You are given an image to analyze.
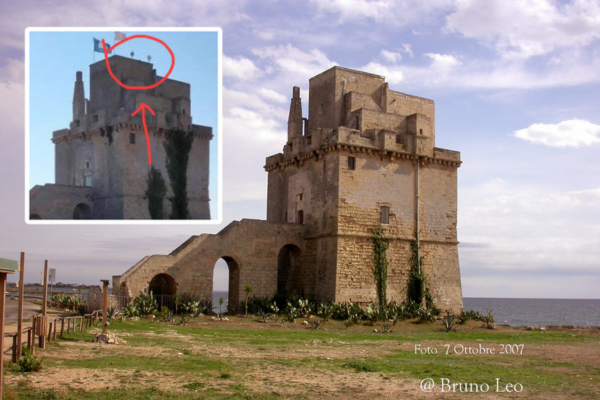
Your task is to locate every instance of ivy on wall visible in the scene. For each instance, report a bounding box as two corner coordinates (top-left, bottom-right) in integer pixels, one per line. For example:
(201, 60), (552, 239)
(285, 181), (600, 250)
(144, 166), (166, 219)
(407, 241), (439, 313)
(372, 226), (389, 307)
(164, 129), (194, 219)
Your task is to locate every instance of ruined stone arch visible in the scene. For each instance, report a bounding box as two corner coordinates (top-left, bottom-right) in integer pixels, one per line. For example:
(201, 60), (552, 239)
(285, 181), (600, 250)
(73, 203), (92, 219)
(277, 244), (304, 298)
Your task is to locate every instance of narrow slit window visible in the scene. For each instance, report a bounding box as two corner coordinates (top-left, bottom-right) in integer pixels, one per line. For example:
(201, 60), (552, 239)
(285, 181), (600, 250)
(348, 156), (356, 170)
(129, 133), (136, 144)
(380, 206), (390, 224)
(297, 210), (304, 225)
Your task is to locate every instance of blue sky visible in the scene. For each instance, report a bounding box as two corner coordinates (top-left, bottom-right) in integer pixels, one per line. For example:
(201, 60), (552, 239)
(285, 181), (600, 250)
(28, 29), (220, 219)
(1, 0), (599, 297)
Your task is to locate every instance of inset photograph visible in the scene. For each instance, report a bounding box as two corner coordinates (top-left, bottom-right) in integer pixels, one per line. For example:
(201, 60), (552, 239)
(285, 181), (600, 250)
(26, 28), (221, 223)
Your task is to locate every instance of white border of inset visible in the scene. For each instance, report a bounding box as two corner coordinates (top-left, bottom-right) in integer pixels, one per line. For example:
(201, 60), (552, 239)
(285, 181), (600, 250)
(25, 27), (223, 225)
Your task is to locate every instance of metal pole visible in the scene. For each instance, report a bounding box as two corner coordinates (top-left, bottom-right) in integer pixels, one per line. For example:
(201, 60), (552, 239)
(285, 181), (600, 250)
(16, 252), (25, 358)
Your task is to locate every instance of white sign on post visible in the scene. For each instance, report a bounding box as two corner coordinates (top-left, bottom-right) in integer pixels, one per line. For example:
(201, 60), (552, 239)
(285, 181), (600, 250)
(48, 268), (56, 283)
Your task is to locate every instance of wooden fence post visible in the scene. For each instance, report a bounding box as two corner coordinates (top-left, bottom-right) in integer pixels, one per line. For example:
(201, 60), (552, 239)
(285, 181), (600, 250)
(12, 335), (17, 363)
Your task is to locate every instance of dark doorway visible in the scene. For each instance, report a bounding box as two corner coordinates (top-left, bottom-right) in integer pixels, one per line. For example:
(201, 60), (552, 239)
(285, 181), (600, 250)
(149, 273), (177, 310)
(277, 244), (302, 298)
(73, 203), (92, 219)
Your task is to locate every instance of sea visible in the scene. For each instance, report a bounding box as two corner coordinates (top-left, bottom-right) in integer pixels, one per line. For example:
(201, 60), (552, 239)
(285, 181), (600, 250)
(463, 298), (600, 327)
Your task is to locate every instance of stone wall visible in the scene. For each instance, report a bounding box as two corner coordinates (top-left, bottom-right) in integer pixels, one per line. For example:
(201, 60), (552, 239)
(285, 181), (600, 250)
(113, 219), (305, 313)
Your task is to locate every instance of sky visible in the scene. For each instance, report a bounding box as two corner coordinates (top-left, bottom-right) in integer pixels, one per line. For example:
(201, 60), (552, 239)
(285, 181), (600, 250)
(27, 29), (220, 220)
(0, 0), (599, 298)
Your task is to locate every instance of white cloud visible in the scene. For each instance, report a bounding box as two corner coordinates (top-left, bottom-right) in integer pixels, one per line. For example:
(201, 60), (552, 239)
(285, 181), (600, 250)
(514, 119), (600, 147)
(446, 0), (600, 59)
(252, 44), (337, 82)
(380, 49), (402, 63)
(309, 0), (453, 24)
(254, 30), (275, 41)
(360, 62), (404, 84)
(424, 52), (462, 69)
(402, 43), (414, 58)
(223, 55), (262, 81)
(257, 88), (288, 104)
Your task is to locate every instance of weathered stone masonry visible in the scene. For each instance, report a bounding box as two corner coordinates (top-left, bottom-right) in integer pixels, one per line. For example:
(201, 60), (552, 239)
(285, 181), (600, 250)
(114, 66), (463, 313)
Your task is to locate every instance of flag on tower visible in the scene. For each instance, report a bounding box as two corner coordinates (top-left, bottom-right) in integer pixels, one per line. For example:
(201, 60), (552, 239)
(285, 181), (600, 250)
(93, 38), (112, 53)
(114, 31), (127, 41)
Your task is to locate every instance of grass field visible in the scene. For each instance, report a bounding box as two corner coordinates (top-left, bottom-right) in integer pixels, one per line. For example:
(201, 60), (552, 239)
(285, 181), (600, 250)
(4, 315), (599, 399)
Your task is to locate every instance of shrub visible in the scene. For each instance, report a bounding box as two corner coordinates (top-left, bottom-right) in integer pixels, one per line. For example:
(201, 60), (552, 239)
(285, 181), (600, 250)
(132, 291), (158, 316)
(106, 306), (119, 322)
(317, 303), (334, 322)
(123, 302), (139, 318)
(18, 348), (42, 372)
(443, 310), (456, 332)
(283, 302), (299, 322)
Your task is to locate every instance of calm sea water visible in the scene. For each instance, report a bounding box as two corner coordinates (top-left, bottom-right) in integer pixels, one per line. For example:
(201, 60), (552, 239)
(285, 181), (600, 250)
(463, 298), (600, 327)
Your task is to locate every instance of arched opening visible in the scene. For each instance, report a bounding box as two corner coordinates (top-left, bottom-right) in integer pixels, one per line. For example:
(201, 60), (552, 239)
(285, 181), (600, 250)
(73, 203), (92, 219)
(30, 214), (42, 220)
(277, 244), (303, 298)
(149, 273), (177, 310)
(213, 257), (240, 315)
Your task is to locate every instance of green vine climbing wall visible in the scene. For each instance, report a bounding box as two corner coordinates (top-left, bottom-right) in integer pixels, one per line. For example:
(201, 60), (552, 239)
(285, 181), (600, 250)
(372, 226), (389, 307)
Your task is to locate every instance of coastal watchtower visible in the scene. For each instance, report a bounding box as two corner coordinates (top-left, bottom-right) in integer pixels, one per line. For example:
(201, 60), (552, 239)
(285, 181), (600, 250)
(265, 67), (463, 310)
(30, 55), (212, 220)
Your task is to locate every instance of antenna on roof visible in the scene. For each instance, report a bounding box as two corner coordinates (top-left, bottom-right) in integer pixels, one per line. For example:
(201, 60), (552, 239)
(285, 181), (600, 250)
(130, 51), (135, 58)
(147, 55), (151, 62)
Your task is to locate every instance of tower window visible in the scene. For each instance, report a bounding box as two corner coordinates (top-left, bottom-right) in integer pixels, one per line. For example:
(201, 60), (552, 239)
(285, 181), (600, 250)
(348, 156), (356, 170)
(419, 128), (423, 135)
(86, 161), (90, 169)
(380, 206), (390, 224)
(129, 133), (136, 144)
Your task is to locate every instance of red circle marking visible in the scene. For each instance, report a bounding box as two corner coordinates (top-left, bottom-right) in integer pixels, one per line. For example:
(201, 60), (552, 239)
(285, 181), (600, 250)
(102, 35), (175, 90)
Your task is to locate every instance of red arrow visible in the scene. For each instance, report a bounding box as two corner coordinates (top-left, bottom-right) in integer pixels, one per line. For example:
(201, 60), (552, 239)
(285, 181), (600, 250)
(131, 102), (155, 165)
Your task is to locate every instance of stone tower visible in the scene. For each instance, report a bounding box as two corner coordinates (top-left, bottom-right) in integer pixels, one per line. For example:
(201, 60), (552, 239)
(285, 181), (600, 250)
(30, 55), (212, 220)
(265, 66), (463, 310)
(113, 66), (463, 315)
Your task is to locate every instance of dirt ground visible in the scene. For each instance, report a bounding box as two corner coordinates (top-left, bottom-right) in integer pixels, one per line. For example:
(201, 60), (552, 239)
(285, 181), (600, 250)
(3, 312), (599, 399)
